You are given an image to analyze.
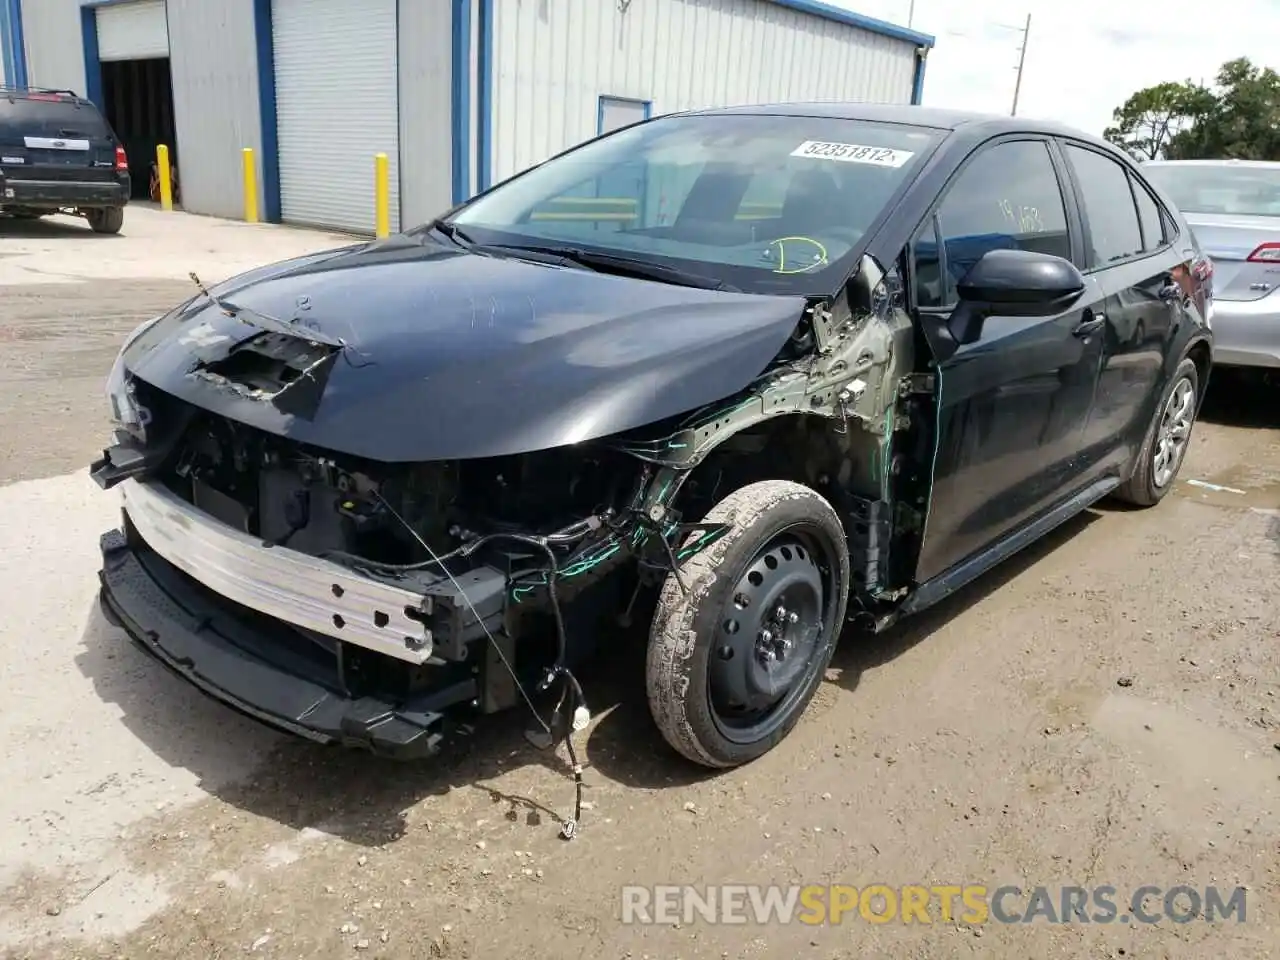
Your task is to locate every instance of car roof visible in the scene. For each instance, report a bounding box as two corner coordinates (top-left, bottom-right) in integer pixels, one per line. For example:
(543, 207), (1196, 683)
(678, 100), (1117, 149)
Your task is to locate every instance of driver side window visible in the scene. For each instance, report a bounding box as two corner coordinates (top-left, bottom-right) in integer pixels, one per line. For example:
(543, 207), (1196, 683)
(911, 139), (1072, 309)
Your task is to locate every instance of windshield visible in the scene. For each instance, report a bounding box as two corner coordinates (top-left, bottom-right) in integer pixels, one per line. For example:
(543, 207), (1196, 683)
(445, 112), (941, 294)
(1144, 163), (1280, 218)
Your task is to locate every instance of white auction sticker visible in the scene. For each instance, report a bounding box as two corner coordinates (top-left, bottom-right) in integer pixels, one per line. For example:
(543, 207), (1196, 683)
(790, 141), (914, 167)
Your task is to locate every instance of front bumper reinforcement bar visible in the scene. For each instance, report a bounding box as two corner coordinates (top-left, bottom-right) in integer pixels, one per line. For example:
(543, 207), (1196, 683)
(97, 528), (478, 759)
(119, 477), (435, 663)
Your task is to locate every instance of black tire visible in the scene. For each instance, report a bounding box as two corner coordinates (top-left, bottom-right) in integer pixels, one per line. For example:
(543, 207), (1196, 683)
(645, 480), (851, 768)
(1112, 356), (1200, 507)
(87, 207), (124, 235)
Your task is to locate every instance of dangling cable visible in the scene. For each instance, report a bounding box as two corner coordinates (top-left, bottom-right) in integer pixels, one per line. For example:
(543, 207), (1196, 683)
(373, 492), (589, 838)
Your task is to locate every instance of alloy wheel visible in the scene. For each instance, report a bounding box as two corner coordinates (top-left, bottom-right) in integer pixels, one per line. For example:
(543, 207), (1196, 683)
(1153, 376), (1196, 489)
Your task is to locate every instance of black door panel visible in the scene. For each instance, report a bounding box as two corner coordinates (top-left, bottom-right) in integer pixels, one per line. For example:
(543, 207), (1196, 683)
(911, 138), (1106, 583)
(919, 280), (1107, 578)
(1058, 142), (1182, 479)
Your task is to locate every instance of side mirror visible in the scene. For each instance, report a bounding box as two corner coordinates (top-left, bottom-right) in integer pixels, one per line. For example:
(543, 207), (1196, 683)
(949, 248), (1086, 346)
(957, 248), (1086, 313)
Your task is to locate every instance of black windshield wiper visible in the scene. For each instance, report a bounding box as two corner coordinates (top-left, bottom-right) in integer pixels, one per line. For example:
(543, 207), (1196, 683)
(484, 244), (739, 292)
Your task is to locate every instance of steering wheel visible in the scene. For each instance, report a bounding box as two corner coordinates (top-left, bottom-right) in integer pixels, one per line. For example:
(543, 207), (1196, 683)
(763, 236), (829, 274)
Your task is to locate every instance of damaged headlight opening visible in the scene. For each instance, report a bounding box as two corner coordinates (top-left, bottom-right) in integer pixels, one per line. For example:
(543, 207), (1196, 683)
(106, 316), (161, 438)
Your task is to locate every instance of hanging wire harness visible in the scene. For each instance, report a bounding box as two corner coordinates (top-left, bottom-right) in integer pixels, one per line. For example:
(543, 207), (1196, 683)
(372, 490), (601, 839)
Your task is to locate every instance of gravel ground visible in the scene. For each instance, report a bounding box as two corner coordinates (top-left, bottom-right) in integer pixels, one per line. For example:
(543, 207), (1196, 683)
(1, 210), (1277, 960)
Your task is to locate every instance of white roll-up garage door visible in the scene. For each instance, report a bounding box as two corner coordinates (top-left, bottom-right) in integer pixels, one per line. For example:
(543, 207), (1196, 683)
(96, 0), (170, 62)
(272, 0), (400, 234)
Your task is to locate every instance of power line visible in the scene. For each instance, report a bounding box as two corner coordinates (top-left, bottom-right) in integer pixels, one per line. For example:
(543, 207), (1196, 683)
(906, 5), (1033, 116)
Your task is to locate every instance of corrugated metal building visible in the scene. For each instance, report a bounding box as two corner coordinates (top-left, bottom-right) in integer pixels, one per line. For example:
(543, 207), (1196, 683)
(1, 0), (934, 235)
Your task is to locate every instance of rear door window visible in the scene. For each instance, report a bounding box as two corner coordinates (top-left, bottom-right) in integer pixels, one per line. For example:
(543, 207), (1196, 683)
(1063, 144), (1144, 268)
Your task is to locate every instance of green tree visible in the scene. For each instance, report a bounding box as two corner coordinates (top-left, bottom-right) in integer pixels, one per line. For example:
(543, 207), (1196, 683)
(1165, 58), (1280, 160)
(1107, 58), (1280, 161)
(1102, 81), (1215, 160)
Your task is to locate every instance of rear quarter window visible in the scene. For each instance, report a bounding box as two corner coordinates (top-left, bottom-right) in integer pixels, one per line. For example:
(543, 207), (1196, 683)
(1130, 174), (1168, 253)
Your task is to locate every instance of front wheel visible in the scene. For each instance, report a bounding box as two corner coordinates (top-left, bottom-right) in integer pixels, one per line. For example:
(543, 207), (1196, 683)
(87, 207), (124, 234)
(646, 480), (851, 768)
(1112, 356), (1201, 506)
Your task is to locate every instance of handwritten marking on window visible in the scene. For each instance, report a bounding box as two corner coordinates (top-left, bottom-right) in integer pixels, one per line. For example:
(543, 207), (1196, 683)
(998, 199), (1045, 233)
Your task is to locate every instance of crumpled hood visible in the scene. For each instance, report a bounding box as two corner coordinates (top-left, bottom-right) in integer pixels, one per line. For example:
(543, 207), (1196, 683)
(123, 238), (809, 461)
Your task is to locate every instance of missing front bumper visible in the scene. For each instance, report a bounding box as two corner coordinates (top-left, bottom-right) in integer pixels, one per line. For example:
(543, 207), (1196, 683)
(119, 477), (440, 663)
(97, 528), (479, 759)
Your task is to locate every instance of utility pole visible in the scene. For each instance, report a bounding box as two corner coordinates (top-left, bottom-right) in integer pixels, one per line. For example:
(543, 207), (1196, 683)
(907, 0), (915, 27)
(1010, 13), (1031, 115)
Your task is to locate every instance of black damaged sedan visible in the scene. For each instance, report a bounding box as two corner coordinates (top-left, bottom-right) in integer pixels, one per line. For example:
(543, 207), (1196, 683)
(93, 103), (1214, 776)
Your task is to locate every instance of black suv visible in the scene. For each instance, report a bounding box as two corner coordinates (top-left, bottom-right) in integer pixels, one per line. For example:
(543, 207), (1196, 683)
(1, 86), (129, 234)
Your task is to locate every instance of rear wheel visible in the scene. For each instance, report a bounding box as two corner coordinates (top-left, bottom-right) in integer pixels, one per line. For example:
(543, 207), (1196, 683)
(87, 207), (124, 235)
(1113, 356), (1200, 506)
(646, 480), (850, 768)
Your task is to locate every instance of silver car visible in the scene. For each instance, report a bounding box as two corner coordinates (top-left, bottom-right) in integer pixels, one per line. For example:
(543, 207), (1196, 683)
(1143, 158), (1280, 370)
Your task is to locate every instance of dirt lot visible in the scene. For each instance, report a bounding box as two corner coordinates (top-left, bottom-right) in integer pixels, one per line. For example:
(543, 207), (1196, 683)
(1, 210), (1278, 960)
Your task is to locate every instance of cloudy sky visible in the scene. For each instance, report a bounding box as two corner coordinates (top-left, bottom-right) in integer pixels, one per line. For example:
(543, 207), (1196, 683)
(837, 0), (1279, 135)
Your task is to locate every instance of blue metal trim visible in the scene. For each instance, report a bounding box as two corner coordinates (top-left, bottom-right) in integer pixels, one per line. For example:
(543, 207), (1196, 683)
(911, 51), (927, 105)
(0, 1), (13, 87)
(449, 0), (471, 204)
(596, 95), (653, 135)
(765, 0), (933, 48)
(80, 5), (102, 106)
(252, 0), (281, 222)
(476, 0), (492, 192)
(9, 0), (28, 87)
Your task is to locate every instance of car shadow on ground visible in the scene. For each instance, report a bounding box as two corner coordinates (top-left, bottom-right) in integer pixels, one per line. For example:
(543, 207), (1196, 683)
(1198, 368), (1279, 429)
(75, 600), (603, 847)
(1197, 372), (1280, 555)
(823, 510), (1100, 691)
(0, 216), (102, 239)
(75, 506), (1102, 848)
(1097, 370), (1280, 521)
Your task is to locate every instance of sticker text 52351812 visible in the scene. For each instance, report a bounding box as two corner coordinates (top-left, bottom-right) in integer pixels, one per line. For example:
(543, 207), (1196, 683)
(790, 141), (915, 167)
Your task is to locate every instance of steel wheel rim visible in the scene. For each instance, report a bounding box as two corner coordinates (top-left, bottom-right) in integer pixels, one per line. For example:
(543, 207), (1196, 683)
(707, 523), (840, 745)
(1153, 376), (1196, 489)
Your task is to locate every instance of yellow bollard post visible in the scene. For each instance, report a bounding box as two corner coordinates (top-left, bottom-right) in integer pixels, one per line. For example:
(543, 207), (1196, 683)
(156, 144), (173, 211)
(242, 147), (259, 224)
(374, 152), (390, 238)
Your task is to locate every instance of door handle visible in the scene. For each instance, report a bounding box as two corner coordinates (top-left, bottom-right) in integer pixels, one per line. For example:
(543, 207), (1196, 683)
(1073, 315), (1106, 338)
